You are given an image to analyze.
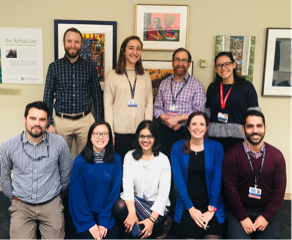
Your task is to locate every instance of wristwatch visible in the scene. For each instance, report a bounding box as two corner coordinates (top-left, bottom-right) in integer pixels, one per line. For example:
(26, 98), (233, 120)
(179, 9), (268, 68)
(207, 205), (217, 212)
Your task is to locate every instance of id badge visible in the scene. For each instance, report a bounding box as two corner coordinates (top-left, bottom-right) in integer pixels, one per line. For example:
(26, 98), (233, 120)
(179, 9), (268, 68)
(128, 100), (138, 107)
(248, 186), (262, 199)
(169, 105), (178, 116)
(217, 112), (228, 123)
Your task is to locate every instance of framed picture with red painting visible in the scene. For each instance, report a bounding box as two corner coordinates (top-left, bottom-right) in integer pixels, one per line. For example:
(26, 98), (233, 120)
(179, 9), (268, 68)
(136, 4), (188, 51)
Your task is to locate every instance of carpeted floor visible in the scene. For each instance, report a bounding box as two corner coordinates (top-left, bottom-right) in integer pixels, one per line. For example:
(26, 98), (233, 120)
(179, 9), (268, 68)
(0, 191), (291, 239)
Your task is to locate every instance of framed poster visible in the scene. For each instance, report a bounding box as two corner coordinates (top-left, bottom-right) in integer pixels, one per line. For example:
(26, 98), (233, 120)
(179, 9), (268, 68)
(262, 28), (291, 97)
(142, 60), (193, 101)
(136, 4), (188, 51)
(54, 19), (117, 83)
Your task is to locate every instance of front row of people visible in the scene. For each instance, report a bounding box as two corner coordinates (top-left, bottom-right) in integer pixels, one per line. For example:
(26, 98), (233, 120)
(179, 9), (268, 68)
(0, 101), (286, 239)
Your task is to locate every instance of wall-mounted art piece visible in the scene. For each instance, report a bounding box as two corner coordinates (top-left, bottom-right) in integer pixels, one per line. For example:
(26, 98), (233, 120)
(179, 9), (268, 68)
(215, 35), (256, 82)
(54, 20), (117, 82)
(142, 60), (193, 102)
(262, 28), (291, 97)
(136, 4), (188, 51)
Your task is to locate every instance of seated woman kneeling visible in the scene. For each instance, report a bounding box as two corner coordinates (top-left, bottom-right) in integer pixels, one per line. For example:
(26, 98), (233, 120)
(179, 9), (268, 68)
(114, 120), (171, 239)
(69, 121), (122, 239)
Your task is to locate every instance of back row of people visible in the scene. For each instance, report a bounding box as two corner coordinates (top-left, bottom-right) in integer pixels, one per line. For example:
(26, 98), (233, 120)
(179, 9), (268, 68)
(0, 101), (286, 239)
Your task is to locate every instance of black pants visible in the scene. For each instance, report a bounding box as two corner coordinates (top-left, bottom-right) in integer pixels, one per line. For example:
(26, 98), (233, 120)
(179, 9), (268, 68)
(159, 123), (188, 217)
(77, 222), (119, 239)
(228, 208), (281, 239)
(209, 137), (244, 153)
(114, 133), (135, 165)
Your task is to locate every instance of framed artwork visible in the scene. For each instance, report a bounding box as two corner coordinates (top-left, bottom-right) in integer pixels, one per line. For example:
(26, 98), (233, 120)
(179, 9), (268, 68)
(54, 20), (117, 82)
(142, 60), (193, 102)
(136, 4), (188, 51)
(215, 35), (256, 82)
(262, 28), (291, 97)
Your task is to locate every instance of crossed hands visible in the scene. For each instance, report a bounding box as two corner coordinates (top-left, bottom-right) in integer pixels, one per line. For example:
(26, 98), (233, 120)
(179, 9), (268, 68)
(189, 207), (214, 230)
(89, 224), (108, 240)
(163, 115), (181, 131)
(240, 215), (269, 235)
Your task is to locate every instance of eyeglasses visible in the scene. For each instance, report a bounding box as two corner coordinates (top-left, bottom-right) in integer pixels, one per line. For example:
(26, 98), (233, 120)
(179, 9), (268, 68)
(215, 62), (233, 69)
(92, 132), (109, 138)
(173, 58), (189, 64)
(138, 135), (154, 140)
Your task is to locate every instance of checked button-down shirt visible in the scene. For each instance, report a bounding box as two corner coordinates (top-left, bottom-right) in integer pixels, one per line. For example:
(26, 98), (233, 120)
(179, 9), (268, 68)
(43, 55), (103, 126)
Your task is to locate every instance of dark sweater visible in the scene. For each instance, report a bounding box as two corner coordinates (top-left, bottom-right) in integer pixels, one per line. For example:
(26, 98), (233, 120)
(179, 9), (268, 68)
(222, 142), (286, 222)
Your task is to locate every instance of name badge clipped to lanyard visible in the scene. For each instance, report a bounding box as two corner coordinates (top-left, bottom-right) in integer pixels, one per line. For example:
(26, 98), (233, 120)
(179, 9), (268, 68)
(247, 148), (265, 200)
(217, 82), (233, 123)
(168, 76), (190, 116)
(125, 70), (138, 107)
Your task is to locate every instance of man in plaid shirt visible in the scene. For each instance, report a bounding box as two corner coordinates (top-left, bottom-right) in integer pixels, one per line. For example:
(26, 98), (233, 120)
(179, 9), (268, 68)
(43, 28), (103, 155)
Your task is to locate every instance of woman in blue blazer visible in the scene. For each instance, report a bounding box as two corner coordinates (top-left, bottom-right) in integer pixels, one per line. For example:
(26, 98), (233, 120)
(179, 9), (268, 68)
(171, 111), (225, 239)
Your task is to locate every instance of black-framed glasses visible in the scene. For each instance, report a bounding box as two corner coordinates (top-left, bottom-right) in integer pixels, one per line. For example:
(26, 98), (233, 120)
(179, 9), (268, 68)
(173, 58), (189, 64)
(138, 135), (154, 140)
(92, 132), (109, 138)
(215, 62), (232, 69)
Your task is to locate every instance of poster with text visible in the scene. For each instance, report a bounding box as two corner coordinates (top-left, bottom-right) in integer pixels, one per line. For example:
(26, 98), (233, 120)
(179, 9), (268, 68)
(0, 28), (43, 84)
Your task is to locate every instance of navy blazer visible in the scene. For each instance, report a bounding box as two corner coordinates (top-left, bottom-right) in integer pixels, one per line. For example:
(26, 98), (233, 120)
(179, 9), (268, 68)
(171, 138), (225, 223)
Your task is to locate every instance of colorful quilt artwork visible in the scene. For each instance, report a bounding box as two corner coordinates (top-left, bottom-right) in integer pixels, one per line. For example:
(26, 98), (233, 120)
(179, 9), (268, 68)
(143, 13), (180, 42)
(81, 33), (105, 81)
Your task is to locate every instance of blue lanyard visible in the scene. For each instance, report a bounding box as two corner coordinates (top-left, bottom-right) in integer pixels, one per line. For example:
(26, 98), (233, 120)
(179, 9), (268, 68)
(246, 147), (265, 187)
(170, 75), (190, 105)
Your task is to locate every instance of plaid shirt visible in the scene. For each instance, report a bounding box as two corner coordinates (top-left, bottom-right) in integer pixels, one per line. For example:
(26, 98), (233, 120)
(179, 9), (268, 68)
(154, 73), (206, 125)
(243, 140), (265, 158)
(43, 55), (103, 126)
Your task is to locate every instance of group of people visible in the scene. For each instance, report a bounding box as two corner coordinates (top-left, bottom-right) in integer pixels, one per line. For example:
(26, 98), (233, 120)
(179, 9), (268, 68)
(0, 27), (287, 240)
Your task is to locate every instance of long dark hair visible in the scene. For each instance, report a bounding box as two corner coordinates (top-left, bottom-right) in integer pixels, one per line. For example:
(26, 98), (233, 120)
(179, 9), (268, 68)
(81, 121), (115, 164)
(115, 36), (144, 75)
(153, 17), (162, 33)
(132, 120), (160, 160)
(213, 51), (245, 89)
(183, 112), (209, 154)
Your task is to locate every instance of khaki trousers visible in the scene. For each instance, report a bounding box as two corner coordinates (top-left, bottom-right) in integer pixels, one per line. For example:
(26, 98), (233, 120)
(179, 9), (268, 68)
(54, 113), (95, 155)
(9, 195), (65, 239)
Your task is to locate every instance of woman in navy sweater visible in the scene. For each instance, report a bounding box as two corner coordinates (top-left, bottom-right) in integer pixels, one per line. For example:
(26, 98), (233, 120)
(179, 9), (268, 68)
(171, 112), (225, 239)
(69, 121), (122, 239)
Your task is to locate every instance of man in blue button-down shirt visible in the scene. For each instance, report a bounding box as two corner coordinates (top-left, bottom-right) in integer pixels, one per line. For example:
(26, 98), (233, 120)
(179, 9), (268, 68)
(43, 27), (103, 155)
(0, 101), (73, 239)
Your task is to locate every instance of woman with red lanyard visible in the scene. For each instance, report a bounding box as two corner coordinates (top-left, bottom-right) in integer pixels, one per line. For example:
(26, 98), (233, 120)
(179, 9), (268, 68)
(205, 52), (259, 153)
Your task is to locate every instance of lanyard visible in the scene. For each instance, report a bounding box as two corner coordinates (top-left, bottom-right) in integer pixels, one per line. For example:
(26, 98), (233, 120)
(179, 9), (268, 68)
(139, 154), (154, 198)
(220, 82), (233, 109)
(125, 69), (137, 100)
(246, 147), (266, 187)
(170, 75), (190, 105)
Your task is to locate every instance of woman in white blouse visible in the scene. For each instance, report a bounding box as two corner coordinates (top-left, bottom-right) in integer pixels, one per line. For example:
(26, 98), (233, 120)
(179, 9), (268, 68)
(113, 120), (171, 239)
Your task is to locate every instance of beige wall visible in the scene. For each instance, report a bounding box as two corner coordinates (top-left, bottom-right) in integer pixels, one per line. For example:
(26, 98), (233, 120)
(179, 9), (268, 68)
(0, 0), (291, 195)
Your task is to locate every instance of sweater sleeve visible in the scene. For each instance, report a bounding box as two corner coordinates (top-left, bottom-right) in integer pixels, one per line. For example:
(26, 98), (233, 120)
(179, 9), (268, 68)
(144, 72), (153, 120)
(150, 156), (171, 215)
(261, 150), (286, 222)
(171, 142), (193, 210)
(98, 154), (122, 227)
(222, 151), (248, 221)
(69, 157), (96, 233)
(205, 84), (213, 118)
(122, 151), (135, 202)
(104, 72), (115, 136)
(245, 81), (259, 109)
(208, 142), (224, 208)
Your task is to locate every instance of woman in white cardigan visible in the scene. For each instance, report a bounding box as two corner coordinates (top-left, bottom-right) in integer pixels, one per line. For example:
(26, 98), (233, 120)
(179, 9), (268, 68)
(113, 120), (171, 239)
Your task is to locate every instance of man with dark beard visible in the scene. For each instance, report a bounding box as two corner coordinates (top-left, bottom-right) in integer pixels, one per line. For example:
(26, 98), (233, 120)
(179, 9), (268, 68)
(153, 48), (205, 230)
(0, 101), (73, 239)
(43, 27), (103, 155)
(222, 110), (286, 239)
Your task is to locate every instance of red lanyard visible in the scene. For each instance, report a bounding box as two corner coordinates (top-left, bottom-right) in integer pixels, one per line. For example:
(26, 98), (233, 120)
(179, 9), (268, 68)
(220, 82), (233, 109)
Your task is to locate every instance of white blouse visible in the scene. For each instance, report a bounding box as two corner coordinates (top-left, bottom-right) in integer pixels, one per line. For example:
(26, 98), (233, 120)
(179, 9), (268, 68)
(121, 150), (171, 216)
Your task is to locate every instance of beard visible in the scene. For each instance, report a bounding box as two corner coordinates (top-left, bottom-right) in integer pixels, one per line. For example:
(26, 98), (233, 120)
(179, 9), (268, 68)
(245, 131), (265, 146)
(64, 46), (82, 59)
(173, 65), (188, 77)
(26, 126), (45, 138)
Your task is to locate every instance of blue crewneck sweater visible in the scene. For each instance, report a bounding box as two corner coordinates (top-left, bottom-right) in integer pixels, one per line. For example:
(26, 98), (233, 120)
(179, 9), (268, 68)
(69, 153), (122, 233)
